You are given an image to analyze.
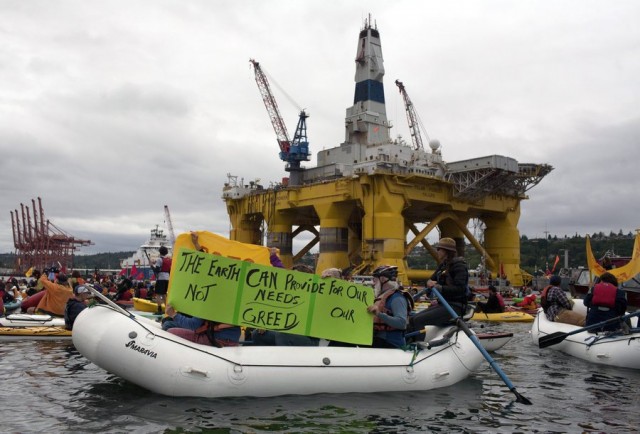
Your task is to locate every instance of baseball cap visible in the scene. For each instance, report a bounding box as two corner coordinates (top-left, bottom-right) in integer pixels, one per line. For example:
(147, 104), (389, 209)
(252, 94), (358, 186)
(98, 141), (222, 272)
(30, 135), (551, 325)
(74, 285), (90, 295)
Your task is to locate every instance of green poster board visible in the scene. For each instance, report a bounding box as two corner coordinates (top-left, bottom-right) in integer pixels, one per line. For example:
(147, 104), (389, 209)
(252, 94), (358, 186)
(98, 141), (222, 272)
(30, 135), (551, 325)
(168, 248), (374, 345)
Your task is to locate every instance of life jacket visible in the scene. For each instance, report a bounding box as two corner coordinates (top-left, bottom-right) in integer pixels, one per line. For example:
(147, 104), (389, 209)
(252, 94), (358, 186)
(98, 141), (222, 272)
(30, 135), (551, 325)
(540, 285), (552, 311)
(195, 321), (236, 347)
(435, 257), (470, 305)
(160, 257), (172, 273)
(591, 282), (617, 309)
(517, 294), (537, 309)
(497, 293), (505, 308)
(64, 300), (71, 329)
(373, 289), (414, 332)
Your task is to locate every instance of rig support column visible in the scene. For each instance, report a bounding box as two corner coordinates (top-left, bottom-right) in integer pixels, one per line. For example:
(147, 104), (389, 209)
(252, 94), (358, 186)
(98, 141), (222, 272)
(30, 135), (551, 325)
(267, 212), (294, 268)
(314, 202), (354, 273)
(484, 208), (522, 286)
(438, 218), (467, 257)
(227, 208), (263, 246)
(361, 177), (407, 281)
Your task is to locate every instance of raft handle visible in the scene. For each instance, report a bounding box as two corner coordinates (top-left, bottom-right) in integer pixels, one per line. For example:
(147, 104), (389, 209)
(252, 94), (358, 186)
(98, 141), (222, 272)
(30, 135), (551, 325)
(186, 367), (209, 377)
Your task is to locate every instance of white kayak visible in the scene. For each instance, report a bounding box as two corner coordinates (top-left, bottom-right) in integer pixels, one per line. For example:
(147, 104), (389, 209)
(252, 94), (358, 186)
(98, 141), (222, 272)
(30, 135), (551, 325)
(476, 332), (513, 352)
(531, 307), (640, 370)
(0, 313), (65, 328)
(0, 314), (70, 340)
(73, 304), (485, 398)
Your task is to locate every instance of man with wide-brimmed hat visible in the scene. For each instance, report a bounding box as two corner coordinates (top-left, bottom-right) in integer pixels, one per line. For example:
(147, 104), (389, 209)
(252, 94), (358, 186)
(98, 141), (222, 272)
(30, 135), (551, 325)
(409, 237), (470, 332)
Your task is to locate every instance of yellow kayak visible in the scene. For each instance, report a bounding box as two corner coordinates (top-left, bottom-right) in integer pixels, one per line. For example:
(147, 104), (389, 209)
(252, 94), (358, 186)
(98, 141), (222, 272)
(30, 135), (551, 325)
(471, 311), (534, 322)
(133, 297), (165, 313)
(0, 326), (72, 340)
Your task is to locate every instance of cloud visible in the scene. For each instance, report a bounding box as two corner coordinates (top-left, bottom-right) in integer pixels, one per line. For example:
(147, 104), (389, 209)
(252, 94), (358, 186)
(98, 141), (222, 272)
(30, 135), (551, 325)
(2, 1), (640, 259)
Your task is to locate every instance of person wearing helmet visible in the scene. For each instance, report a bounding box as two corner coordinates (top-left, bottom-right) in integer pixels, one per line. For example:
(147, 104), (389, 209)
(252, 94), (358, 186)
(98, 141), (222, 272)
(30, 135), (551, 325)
(366, 265), (412, 348)
(410, 237), (469, 331)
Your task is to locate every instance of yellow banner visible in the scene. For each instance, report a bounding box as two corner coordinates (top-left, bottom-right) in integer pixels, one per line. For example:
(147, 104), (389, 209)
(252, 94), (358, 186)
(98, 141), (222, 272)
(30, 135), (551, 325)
(587, 233), (640, 283)
(172, 231), (272, 266)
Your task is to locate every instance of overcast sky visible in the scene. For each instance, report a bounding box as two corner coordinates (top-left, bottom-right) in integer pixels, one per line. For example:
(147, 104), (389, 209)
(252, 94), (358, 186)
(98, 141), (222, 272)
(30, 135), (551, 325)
(2, 1), (639, 256)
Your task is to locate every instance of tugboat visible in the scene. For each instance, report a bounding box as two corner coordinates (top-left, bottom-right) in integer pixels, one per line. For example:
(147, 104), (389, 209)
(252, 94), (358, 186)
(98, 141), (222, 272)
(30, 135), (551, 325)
(120, 225), (172, 280)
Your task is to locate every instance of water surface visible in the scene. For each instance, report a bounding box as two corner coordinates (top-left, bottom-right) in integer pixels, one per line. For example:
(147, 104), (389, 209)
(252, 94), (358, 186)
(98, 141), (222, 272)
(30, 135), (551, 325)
(2, 322), (639, 433)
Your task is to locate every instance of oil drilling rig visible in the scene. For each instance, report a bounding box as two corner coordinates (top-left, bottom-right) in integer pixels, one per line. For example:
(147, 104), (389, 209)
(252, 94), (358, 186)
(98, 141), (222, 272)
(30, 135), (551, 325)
(223, 16), (552, 286)
(10, 197), (92, 273)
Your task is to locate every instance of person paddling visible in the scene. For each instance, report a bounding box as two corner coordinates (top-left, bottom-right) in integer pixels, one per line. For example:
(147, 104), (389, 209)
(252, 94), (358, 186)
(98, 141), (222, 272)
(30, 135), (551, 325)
(583, 272), (627, 332)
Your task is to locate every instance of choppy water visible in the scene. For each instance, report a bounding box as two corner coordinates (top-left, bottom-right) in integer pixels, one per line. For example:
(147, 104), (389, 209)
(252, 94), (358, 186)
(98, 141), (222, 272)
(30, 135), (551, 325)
(2, 322), (639, 433)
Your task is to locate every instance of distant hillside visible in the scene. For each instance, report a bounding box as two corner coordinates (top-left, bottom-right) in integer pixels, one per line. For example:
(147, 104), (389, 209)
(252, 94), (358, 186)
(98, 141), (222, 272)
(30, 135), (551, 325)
(0, 230), (635, 274)
(0, 251), (135, 272)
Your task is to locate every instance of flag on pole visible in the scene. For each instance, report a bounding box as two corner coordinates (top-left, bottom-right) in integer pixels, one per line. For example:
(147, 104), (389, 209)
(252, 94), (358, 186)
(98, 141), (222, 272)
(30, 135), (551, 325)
(551, 255), (560, 273)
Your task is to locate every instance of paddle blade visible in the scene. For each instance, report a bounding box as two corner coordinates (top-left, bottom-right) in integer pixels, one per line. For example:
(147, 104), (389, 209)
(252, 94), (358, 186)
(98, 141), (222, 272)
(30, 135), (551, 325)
(513, 390), (533, 405)
(538, 331), (567, 348)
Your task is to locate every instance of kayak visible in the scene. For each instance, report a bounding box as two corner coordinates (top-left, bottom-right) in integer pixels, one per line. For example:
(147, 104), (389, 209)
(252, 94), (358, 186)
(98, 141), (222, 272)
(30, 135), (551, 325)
(0, 313), (65, 327)
(471, 311), (535, 322)
(476, 332), (514, 351)
(0, 326), (71, 340)
(3, 299), (22, 313)
(0, 313), (70, 340)
(73, 303), (485, 398)
(133, 297), (164, 313)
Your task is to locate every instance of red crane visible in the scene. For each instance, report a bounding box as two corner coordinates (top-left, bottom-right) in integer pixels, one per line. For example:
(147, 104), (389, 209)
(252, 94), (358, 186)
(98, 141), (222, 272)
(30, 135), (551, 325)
(249, 59), (310, 184)
(250, 59), (292, 158)
(10, 197), (92, 273)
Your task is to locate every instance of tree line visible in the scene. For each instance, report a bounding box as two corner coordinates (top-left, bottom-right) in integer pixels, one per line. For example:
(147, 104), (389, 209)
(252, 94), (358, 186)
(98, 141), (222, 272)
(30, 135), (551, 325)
(0, 231), (635, 275)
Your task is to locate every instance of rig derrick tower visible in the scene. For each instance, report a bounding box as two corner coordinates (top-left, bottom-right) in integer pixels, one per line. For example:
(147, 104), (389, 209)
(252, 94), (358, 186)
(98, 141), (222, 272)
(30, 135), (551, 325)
(223, 16), (552, 286)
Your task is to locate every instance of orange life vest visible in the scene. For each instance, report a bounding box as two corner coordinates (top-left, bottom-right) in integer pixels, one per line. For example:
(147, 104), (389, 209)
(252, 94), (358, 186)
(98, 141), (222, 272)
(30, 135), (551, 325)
(540, 285), (552, 311)
(373, 289), (413, 331)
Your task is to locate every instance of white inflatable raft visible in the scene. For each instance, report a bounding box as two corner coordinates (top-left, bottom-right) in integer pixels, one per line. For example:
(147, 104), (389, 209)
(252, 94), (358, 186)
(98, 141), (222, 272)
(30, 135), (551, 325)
(73, 304), (484, 398)
(531, 307), (640, 369)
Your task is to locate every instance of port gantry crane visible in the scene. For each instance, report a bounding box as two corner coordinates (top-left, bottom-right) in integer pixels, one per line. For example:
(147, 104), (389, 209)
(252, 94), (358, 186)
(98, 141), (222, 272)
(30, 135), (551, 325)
(249, 59), (310, 186)
(395, 79), (429, 151)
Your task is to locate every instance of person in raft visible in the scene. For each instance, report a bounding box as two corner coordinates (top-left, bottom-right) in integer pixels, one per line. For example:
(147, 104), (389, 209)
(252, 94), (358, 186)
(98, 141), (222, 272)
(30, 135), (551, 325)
(64, 284), (91, 330)
(160, 231), (241, 347)
(409, 237), (469, 330)
(152, 245), (172, 314)
(366, 265), (412, 348)
(542, 275), (585, 326)
(27, 272), (73, 316)
(163, 304), (241, 347)
(477, 285), (504, 313)
(516, 292), (537, 310)
(583, 272), (627, 332)
(249, 256), (329, 346)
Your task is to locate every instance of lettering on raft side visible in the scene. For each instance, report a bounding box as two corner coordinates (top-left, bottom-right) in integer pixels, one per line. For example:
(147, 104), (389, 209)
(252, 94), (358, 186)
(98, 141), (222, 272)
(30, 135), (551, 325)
(125, 340), (158, 359)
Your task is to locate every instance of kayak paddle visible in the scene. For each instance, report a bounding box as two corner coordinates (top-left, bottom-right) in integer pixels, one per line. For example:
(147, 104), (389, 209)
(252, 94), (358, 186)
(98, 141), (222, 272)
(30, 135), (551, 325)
(431, 287), (532, 405)
(538, 310), (640, 348)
